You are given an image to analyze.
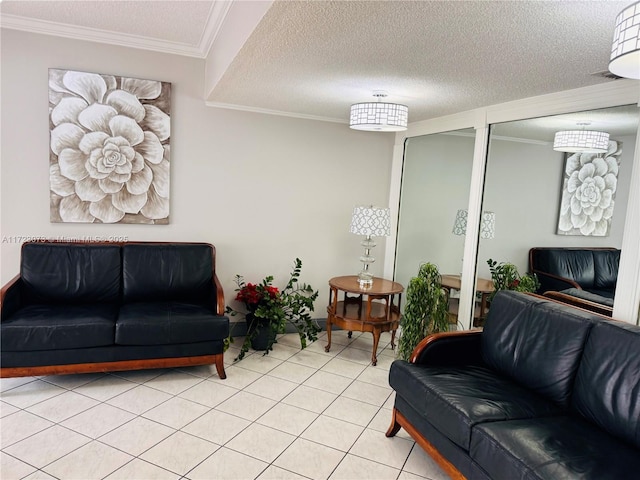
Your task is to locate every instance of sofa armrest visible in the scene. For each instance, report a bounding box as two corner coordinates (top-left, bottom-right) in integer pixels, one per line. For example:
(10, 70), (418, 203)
(1, 274), (22, 321)
(533, 271), (581, 293)
(410, 330), (484, 366)
(213, 272), (225, 316)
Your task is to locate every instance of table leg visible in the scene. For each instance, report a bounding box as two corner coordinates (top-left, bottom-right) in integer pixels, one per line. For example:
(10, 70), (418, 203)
(348, 331), (352, 339)
(371, 329), (381, 366)
(325, 316), (333, 353)
(391, 328), (397, 350)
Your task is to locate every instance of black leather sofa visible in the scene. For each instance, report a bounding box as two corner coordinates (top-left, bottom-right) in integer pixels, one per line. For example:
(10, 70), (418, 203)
(387, 291), (640, 480)
(1, 241), (229, 379)
(529, 247), (620, 316)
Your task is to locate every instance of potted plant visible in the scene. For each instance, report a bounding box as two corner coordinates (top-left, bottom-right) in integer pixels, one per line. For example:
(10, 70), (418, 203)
(487, 258), (540, 302)
(225, 258), (320, 361)
(397, 263), (450, 361)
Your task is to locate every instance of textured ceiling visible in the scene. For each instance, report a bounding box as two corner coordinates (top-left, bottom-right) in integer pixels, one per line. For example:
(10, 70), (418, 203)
(1, 0), (637, 127)
(209, 0), (631, 123)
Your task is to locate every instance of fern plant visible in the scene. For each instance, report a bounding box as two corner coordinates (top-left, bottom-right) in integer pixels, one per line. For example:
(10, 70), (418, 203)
(397, 263), (450, 361)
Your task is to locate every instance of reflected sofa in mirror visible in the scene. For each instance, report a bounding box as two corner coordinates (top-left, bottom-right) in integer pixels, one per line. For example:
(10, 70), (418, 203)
(394, 128), (475, 328)
(478, 105), (639, 316)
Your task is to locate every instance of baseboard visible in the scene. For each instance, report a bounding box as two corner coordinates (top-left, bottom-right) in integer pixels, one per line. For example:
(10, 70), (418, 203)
(229, 318), (328, 337)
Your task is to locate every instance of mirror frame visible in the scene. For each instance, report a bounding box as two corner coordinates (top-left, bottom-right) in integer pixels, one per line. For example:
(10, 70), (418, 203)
(385, 80), (640, 328)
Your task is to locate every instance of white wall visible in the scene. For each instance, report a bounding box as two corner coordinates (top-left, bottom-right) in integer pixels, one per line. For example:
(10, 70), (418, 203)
(476, 135), (635, 278)
(0, 29), (395, 315)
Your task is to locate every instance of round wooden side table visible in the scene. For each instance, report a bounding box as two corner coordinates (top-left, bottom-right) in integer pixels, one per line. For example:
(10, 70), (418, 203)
(325, 275), (403, 366)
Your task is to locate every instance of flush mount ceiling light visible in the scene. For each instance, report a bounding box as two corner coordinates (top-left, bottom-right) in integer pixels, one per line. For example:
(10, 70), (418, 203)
(609, 1), (640, 79)
(349, 91), (408, 132)
(553, 123), (610, 154)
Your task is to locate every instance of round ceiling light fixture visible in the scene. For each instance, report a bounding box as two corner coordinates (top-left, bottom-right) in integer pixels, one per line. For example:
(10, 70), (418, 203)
(349, 91), (408, 132)
(553, 123), (610, 154)
(609, 0), (640, 79)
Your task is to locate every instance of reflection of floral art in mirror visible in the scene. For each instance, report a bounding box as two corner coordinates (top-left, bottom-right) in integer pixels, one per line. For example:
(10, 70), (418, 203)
(557, 141), (622, 236)
(49, 69), (171, 224)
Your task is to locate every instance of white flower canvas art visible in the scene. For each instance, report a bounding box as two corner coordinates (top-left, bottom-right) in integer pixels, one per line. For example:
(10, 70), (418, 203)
(557, 141), (622, 236)
(49, 69), (170, 224)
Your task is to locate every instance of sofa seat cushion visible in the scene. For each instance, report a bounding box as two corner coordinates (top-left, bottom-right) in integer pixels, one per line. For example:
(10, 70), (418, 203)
(1, 304), (118, 351)
(389, 360), (563, 450)
(583, 287), (615, 299)
(470, 416), (640, 480)
(116, 302), (229, 346)
(560, 288), (614, 305)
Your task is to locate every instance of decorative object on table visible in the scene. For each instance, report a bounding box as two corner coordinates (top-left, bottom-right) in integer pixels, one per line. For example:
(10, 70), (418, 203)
(452, 209), (496, 239)
(609, 0), (640, 80)
(349, 205), (391, 287)
(556, 140), (622, 236)
(49, 69), (171, 224)
(225, 258), (320, 361)
(349, 91), (408, 131)
(397, 263), (449, 362)
(486, 258), (540, 303)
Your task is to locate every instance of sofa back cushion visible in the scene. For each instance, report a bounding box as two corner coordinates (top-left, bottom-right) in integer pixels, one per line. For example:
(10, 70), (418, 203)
(122, 243), (214, 304)
(531, 249), (595, 289)
(482, 291), (597, 408)
(21, 243), (122, 304)
(592, 249), (620, 290)
(572, 321), (640, 449)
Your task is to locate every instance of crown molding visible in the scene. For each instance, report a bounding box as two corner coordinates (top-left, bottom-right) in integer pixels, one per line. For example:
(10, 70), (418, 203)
(0, 13), (205, 58)
(199, 1), (234, 58)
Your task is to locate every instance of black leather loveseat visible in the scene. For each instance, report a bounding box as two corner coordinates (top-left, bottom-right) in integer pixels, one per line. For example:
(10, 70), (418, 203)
(529, 247), (620, 316)
(387, 291), (640, 479)
(1, 241), (229, 379)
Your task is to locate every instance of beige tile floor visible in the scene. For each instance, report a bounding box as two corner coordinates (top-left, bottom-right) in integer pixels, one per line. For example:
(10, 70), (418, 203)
(0, 330), (448, 480)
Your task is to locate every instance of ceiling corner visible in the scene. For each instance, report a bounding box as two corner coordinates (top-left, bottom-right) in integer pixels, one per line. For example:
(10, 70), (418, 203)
(204, 0), (274, 101)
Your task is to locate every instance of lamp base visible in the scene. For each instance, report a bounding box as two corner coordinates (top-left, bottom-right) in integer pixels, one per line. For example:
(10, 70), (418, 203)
(357, 271), (374, 287)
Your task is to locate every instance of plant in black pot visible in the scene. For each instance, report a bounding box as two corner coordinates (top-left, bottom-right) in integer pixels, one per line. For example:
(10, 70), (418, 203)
(225, 258), (320, 361)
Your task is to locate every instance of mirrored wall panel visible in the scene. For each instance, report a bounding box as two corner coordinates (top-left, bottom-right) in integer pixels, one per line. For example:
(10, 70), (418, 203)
(478, 105), (638, 316)
(394, 128), (476, 326)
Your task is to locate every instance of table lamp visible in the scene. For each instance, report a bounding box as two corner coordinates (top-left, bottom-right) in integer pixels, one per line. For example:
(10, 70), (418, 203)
(350, 205), (391, 287)
(452, 209), (496, 239)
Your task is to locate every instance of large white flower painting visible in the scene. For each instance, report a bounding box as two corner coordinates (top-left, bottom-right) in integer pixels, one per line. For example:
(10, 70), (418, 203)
(557, 141), (622, 236)
(49, 69), (170, 224)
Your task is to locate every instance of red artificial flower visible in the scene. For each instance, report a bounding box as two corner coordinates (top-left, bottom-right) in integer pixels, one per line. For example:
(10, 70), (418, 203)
(236, 283), (280, 306)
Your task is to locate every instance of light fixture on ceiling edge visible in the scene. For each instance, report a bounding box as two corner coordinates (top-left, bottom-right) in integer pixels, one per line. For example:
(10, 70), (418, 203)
(349, 91), (408, 132)
(609, 0), (640, 80)
(553, 125), (610, 154)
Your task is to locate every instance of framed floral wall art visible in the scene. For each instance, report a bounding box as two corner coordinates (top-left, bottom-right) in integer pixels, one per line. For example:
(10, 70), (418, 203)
(49, 69), (170, 224)
(556, 141), (622, 236)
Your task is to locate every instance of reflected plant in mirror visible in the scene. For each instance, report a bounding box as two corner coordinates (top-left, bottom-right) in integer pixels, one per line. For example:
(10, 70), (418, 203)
(487, 259), (539, 303)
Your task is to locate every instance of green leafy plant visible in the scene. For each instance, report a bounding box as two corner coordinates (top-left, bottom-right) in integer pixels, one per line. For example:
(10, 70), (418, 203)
(487, 258), (540, 302)
(398, 263), (450, 361)
(225, 258), (320, 361)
